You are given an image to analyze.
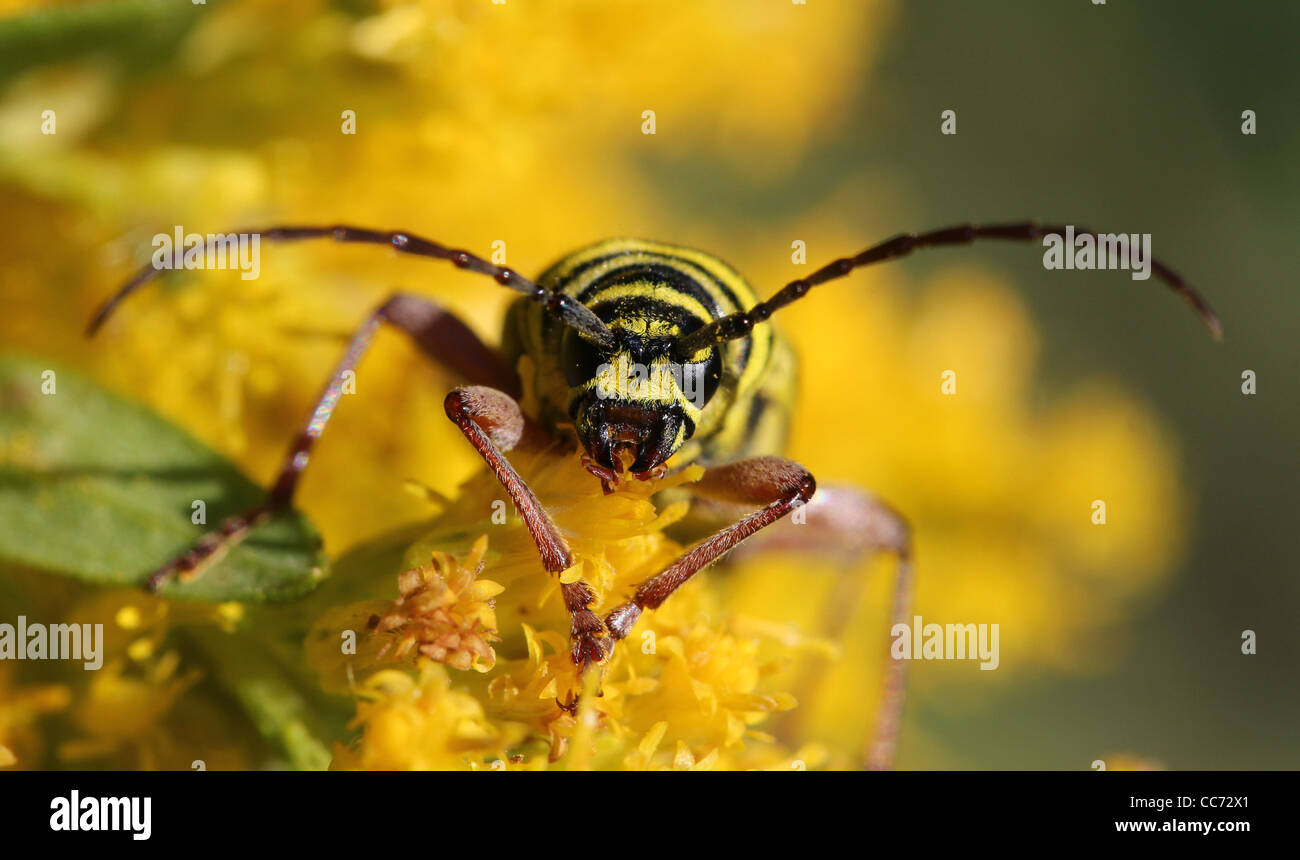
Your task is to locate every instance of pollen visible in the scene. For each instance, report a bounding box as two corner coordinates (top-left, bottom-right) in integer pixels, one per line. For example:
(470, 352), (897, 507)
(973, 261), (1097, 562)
(369, 535), (503, 673)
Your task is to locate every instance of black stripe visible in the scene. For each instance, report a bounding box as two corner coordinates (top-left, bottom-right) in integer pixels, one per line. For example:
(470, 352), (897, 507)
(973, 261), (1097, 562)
(589, 295), (755, 386)
(538, 248), (757, 381)
(549, 247), (749, 316)
(654, 251), (747, 314)
(539, 251), (624, 290)
(743, 391), (772, 439)
(577, 263), (729, 320)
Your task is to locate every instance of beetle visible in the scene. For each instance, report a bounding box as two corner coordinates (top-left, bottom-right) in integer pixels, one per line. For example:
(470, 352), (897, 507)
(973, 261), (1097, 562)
(88, 221), (1220, 768)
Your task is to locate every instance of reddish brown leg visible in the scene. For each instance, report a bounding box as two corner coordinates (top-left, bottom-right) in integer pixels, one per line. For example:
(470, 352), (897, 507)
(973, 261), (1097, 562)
(443, 386), (612, 668)
(738, 486), (913, 772)
(869, 547), (912, 771)
(147, 293), (517, 590)
(812, 488), (913, 772)
(603, 456), (817, 642)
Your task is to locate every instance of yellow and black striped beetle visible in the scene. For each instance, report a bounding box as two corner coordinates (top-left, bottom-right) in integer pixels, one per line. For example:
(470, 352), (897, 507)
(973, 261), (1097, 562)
(88, 222), (1220, 768)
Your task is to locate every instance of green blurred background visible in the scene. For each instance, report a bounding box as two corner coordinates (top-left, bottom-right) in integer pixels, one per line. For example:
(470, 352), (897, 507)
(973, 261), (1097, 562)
(826, 0), (1297, 768)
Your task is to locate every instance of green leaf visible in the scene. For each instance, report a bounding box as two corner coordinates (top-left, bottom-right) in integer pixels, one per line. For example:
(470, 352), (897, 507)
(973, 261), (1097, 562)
(183, 627), (338, 772)
(0, 0), (203, 85)
(0, 353), (328, 602)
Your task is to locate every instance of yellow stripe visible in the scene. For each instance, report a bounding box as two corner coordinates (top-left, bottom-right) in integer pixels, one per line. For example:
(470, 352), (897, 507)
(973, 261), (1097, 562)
(735, 317), (773, 398)
(548, 240), (755, 317)
(519, 238), (789, 467)
(624, 239), (761, 310)
(553, 241), (776, 413)
(586, 282), (714, 325)
(543, 238), (653, 285)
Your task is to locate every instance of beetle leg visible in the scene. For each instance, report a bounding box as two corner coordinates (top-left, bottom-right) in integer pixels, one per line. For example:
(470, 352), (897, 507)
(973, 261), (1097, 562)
(443, 386), (612, 669)
(718, 485), (913, 771)
(607, 466), (912, 770)
(602, 455), (816, 651)
(145, 293), (516, 590)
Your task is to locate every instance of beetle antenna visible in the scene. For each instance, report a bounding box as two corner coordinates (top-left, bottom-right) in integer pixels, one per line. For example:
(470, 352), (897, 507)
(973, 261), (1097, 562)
(673, 221), (1222, 359)
(87, 224), (617, 348)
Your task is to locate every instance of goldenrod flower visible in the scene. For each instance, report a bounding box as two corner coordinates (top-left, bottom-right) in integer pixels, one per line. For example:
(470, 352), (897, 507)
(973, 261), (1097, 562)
(374, 537), (502, 670)
(57, 655), (203, 769)
(331, 663), (504, 771)
(315, 435), (822, 770)
(307, 535), (502, 690)
(53, 590), (256, 770)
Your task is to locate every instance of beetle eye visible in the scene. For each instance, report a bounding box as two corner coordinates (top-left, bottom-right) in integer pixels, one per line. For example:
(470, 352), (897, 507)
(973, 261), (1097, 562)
(679, 349), (722, 408)
(563, 331), (609, 388)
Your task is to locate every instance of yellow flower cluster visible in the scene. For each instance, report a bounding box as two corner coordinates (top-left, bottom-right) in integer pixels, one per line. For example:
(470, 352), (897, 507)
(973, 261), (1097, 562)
(376, 537), (502, 670)
(53, 592), (253, 770)
(308, 535), (501, 687)
(331, 664), (505, 771)
(0, 587), (256, 770)
(315, 428), (823, 770)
